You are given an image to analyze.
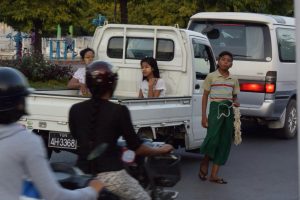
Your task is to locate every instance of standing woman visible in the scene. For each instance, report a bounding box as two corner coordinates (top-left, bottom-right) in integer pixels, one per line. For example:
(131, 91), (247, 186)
(69, 61), (173, 199)
(138, 57), (166, 98)
(67, 47), (95, 95)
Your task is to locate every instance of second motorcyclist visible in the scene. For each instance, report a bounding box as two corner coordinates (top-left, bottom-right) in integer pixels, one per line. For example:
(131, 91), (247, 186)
(69, 61), (174, 200)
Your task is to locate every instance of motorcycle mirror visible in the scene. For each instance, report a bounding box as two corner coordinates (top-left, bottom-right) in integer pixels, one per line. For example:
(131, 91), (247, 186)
(87, 143), (109, 160)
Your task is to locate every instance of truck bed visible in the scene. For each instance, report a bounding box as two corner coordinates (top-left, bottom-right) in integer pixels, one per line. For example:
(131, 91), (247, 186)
(21, 90), (193, 135)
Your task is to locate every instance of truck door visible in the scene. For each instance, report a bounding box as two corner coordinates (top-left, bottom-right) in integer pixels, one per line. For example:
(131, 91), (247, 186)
(190, 37), (215, 145)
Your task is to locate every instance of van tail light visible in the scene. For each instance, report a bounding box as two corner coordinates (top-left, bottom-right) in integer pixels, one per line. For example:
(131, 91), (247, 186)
(239, 71), (276, 93)
(265, 83), (275, 93)
(265, 71), (276, 94)
(240, 83), (265, 92)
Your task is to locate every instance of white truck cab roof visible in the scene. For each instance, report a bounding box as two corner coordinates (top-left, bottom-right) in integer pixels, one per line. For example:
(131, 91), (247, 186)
(190, 12), (295, 26)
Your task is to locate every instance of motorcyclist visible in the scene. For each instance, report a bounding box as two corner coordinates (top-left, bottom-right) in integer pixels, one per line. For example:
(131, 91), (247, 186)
(69, 61), (174, 200)
(0, 67), (104, 200)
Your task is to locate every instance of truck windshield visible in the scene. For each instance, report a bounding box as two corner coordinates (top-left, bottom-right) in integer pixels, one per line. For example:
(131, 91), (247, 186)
(188, 22), (272, 61)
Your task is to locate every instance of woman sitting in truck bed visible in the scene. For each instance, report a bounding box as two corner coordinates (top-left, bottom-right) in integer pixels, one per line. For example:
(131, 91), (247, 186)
(67, 47), (94, 96)
(138, 57), (166, 98)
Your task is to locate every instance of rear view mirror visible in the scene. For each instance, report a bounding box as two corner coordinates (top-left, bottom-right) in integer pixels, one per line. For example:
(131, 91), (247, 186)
(201, 25), (220, 39)
(207, 29), (220, 39)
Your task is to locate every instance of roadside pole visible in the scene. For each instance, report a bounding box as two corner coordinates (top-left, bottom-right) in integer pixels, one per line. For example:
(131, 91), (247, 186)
(296, 0), (300, 199)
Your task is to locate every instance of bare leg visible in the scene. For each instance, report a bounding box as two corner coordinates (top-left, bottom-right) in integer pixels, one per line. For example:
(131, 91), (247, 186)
(210, 163), (219, 179)
(198, 155), (210, 180)
(209, 164), (227, 184)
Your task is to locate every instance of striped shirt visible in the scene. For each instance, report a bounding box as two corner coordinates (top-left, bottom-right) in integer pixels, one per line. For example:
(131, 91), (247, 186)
(203, 69), (240, 102)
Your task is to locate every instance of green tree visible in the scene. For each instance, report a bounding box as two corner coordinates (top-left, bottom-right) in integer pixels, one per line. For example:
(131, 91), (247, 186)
(0, 0), (87, 54)
(128, 0), (197, 27)
(200, 0), (294, 15)
(0, 0), (293, 57)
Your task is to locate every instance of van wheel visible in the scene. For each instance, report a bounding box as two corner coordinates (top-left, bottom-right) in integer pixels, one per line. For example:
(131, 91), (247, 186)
(278, 99), (297, 139)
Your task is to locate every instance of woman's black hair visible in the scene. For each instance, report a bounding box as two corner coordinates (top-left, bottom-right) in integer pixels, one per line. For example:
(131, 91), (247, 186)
(80, 47), (95, 60)
(88, 98), (100, 174)
(140, 57), (160, 80)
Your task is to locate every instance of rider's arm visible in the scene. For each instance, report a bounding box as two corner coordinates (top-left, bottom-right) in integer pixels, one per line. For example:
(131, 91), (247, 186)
(135, 143), (173, 156)
(119, 105), (173, 155)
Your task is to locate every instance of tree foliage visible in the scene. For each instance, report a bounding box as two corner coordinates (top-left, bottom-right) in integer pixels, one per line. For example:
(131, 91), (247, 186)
(0, 0), (294, 54)
(0, 0), (86, 53)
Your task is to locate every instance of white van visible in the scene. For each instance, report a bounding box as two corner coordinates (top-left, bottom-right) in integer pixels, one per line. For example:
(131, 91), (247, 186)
(187, 12), (296, 138)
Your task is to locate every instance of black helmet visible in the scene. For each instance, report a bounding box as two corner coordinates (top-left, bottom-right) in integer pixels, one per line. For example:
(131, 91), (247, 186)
(86, 61), (118, 98)
(0, 67), (32, 112)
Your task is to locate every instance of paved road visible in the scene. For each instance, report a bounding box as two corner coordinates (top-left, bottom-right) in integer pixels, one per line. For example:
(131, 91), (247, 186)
(51, 123), (298, 200)
(173, 123), (298, 200)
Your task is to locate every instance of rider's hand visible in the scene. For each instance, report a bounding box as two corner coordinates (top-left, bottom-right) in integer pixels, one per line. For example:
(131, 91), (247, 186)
(88, 179), (105, 193)
(159, 144), (174, 154)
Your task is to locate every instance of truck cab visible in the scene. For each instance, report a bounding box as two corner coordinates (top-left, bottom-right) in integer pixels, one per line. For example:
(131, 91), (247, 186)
(91, 24), (215, 98)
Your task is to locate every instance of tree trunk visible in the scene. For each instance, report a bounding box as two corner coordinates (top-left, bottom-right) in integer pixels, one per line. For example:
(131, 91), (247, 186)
(119, 0), (128, 24)
(33, 20), (43, 56)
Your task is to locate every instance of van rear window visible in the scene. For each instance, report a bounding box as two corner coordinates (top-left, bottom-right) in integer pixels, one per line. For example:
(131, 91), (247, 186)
(188, 22), (272, 61)
(107, 37), (174, 61)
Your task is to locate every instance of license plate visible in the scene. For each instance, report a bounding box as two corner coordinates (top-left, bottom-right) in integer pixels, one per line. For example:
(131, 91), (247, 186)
(48, 132), (77, 149)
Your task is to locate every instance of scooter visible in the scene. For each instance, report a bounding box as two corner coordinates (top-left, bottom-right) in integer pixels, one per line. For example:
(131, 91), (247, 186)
(21, 161), (119, 200)
(119, 139), (181, 200)
(21, 140), (180, 200)
(21, 142), (118, 200)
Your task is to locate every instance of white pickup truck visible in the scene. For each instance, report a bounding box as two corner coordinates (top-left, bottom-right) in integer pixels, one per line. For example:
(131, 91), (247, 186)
(20, 24), (216, 153)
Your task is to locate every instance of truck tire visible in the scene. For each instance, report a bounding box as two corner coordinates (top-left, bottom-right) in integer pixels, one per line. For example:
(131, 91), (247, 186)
(278, 99), (297, 139)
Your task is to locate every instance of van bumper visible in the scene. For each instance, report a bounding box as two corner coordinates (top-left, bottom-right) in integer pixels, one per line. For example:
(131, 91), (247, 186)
(240, 100), (275, 117)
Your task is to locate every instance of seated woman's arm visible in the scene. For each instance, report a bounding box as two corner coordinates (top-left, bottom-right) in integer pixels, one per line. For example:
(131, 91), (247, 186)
(151, 78), (166, 98)
(67, 77), (81, 89)
(67, 78), (89, 95)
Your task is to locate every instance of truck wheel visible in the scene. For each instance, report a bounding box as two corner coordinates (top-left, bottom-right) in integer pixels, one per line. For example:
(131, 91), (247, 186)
(278, 99), (297, 139)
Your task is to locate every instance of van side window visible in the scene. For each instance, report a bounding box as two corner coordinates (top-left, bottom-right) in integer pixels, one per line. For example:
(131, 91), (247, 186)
(277, 28), (295, 62)
(107, 37), (174, 61)
(192, 38), (215, 80)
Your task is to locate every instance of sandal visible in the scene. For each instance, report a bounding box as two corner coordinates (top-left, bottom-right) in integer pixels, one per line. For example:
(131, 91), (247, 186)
(198, 169), (207, 181)
(209, 178), (227, 184)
